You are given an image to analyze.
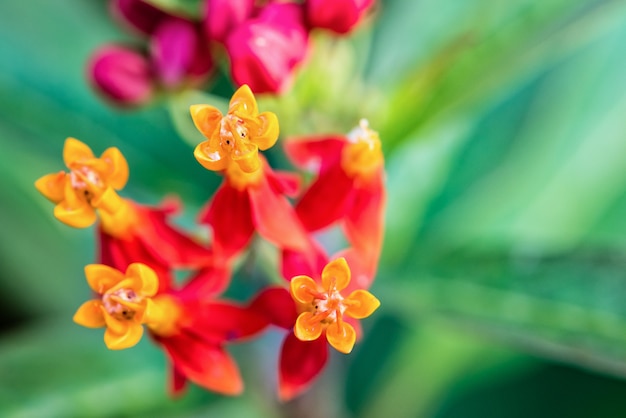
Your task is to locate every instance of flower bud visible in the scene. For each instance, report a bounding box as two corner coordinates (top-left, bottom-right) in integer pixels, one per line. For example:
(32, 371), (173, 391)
(305, 0), (374, 34)
(88, 45), (154, 106)
(225, 3), (308, 94)
(203, 0), (255, 43)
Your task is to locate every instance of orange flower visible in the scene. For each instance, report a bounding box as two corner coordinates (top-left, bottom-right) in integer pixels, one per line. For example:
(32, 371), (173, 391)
(191, 84), (279, 174)
(290, 257), (379, 354)
(35, 137), (131, 233)
(73, 263), (175, 350)
(191, 86), (311, 262)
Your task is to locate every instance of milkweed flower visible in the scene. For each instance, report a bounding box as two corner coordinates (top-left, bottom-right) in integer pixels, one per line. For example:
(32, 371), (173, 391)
(253, 256), (379, 400)
(285, 119), (386, 282)
(35, 137), (213, 292)
(305, 0), (375, 34)
(224, 2), (309, 94)
(74, 262), (267, 394)
(191, 85), (311, 261)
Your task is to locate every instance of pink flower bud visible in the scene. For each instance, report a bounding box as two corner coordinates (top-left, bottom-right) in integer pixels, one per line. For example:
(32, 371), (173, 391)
(225, 3), (309, 94)
(150, 19), (199, 87)
(88, 45), (154, 107)
(203, 0), (255, 44)
(110, 0), (171, 36)
(305, 0), (374, 34)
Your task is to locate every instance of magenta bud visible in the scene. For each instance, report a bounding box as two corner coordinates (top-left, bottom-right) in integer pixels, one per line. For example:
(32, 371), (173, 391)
(225, 3), (309, 94)
(203, 0), (255, 44)
(88, 45), (154, 106)
(150, 19), (198, 87)
(110, 0), (171, 36)
(305, 0), (374, 34)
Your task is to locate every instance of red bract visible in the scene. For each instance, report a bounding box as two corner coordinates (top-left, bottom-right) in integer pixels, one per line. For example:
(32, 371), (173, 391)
(305, 0), (375, 34)
(225, 2), (309, 94)
(285, 120), (386, 282)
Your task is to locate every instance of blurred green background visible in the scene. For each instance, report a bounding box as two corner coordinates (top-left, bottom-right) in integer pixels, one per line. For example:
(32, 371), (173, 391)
(2, 0), (626, 416)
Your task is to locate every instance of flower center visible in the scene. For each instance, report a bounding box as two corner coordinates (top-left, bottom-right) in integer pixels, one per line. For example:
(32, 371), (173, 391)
(312, 289), (346, 324)
(70, 166), (104, 203)
(102, 288), (143, 321)
(341, 119), (383, 180)
(220, 115), (249, 152)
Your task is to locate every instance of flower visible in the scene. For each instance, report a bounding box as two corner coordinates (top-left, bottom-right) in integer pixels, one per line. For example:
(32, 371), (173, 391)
(252, 256), (379, 401)
(73, 263), (167, 350)
(192, 85), (311, 261)
(191, 84), (279, 174)
(285, 119), (386, 282)
(153, 264), (268, 395)
(224, 2), (309, 94)
(35, 138), (214, 293)
(74, 262), (268, 394)
(290, 257), (379, 353)
(35, 137), (130, 230)
(305, 0), (375, 34)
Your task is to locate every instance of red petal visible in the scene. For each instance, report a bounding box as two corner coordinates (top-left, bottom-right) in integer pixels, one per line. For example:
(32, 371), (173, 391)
(159, 334), (243, 395)
(344, 172), (385, 274)
(283, 136), (345, 170)
(199, 180), (255, 261)
(180, 263), (232, 301)
(98, 227), (173, 293)
(333, 247), (375, 292)
(184, 300), (268, 344)
(135, 203), (213, 269)
(249, 287), (297, 330)
(248, 176), (311, 253)
(278, 333), (328, 401)
(281, 245), (328, 281)
(267, 169), (301, 197)
(296, 164), (354, 232)
(168, 365), (188, 396)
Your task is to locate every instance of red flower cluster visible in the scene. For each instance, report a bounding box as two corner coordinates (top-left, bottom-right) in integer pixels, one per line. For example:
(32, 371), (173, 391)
(36, 85), (385, 400)
(89, 0), (377, 106)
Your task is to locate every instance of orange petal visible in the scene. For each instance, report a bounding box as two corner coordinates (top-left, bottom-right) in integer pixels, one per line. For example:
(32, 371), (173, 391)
(294, 312), (323, 341)
(63, 137), (94, 167)
(53, 201), (97, 228)
(321, 257), (351, 292)
(290, 275), (319, 304)
(125, 263), (159, 296)
(345, 290), (380, 319)
(326, 321), (356, 354)
(35, 172), (67, 203)
(85, 264), (125, 294)
(231, 144), (260, 173)
(252, 111), (279, 150)
(91, 187), (124, 213)
(104, 321), (144, 350)
(190, 104), (223, 139)
(73, 300), (105, 328)
(100, 147), (129, 190)
(194, 140), (229, 172)
(229, 84), (258, 116)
